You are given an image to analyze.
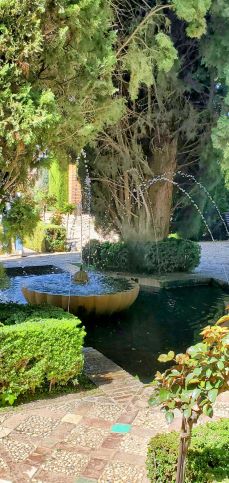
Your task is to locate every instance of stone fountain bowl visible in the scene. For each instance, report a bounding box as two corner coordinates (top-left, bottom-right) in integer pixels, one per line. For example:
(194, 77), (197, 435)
(22, 272), (139, 315)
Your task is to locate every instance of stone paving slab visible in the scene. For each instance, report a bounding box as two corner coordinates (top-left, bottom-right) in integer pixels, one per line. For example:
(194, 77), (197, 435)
(0, 251), (81, 276)
(0, 348), (228, 482)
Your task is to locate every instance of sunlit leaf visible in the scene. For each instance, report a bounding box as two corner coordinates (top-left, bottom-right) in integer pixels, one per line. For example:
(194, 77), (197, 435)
(217, 360), (224, 370)
(167, 351), (175, 360)
(216, 315), (229, 326)
(158, 354), (169, 362)
(159, 388), (170, 402)
(165, 411), (174, 424)
(184, 407), (192, 418)
(206, 368), (212, 378)
(192, 388), (201, 400)
(203, 404), (213, 417)
(208, 388), (218, 403)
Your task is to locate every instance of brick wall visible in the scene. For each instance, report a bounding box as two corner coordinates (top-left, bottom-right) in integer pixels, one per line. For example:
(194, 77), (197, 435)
(68, 164), (82, 205)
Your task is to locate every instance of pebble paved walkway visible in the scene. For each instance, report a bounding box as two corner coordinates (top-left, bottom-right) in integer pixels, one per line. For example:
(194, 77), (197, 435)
(0, 348), (228, 483)
(196, 241), (229, 283)
(0, 251), (81, 275)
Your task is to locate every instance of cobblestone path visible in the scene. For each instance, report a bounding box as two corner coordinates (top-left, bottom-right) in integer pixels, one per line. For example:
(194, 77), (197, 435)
(0, 348), (228, 483)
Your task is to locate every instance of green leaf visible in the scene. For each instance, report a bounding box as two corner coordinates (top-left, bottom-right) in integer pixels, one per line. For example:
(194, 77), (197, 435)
(193, 367), (202, 376)
(165, 411), (174, 424)
(192, 388), (201, 400)
(185, 373), (199, 386)
(170, 369), (180, 376)
(158, 354), (169, 362)
(206, 368), (212, 378)
(183, 407), (192, 418)
(217, 360), (224, 370)
(203, 404), (213, 417)
(187, 343), (207, 356)
(206, 381), (213, 390)
(148, 396), (161, 407)
(158, 351), (174, 363)
(208, 388), (218, 403)
(159, 388), (170, 402)
(222, 334), (229, 345)
(167, 351), (175, 360)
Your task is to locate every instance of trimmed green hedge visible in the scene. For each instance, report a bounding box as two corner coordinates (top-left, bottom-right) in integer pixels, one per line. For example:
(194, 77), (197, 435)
(49, 158), (69, 209)
(146, 419), (229, 483)
(82, 238), (201, 274)
(25, 221), (67, 253)
(0, 304), (85, 405)
(0, 303), (75, 325)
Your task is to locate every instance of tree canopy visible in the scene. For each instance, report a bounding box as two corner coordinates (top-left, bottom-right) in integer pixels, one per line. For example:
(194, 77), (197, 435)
(87, 0), (229, 240)
(0, 0), (229, 241)
(0, 0), (120, 204)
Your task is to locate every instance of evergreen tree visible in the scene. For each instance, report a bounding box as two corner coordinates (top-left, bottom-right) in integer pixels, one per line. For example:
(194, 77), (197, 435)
(0, 0), (121, 205)
(87, 0), (229, 241)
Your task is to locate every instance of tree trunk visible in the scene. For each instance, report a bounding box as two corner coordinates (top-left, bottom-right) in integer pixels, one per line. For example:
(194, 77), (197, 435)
(148, 139), (177, 240)
(176, 416), (193, 483)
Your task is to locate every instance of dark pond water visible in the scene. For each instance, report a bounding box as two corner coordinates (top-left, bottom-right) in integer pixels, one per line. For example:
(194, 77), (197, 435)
(0, 266), (227, 383)
(85, 286), (226, 382)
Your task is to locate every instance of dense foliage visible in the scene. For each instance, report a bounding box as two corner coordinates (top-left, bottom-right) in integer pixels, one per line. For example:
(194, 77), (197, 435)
(82, 238), (200, 273)
(45, 225), (67, 252)
(1, 196), (39, 243)
(0, 263), (9, 289)
(0, 303), (74, 325)
(25, 221), (67, 253)
(0, 0), (119, 203)
(1, 0), (229, 241)
(146, 419), (229, 483)
(0, 304), (85, 405)
(86, 0), (229, 241)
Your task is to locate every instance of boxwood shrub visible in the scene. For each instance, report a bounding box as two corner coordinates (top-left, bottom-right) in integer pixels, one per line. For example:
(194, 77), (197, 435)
(44, 224), (67, 252)
(144, 238), (201, 273)
(0, 304), (86, 405)
(82, 238), (201, 274)
(146, 419), (229, 483)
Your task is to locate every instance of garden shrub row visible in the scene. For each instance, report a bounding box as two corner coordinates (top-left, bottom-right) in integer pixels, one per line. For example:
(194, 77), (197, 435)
(146, 419), (229, 482)
(0, 304), (85, 405)
(25, 221), (67, 253)
(82, 238), (201, 274)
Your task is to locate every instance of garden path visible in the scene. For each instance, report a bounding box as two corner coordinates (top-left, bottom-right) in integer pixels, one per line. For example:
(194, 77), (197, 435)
(195, 241), (229, 283)
(0, 348), (228, 483)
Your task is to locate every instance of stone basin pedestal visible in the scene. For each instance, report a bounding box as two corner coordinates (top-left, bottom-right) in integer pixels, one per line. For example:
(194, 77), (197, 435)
(22, 280), (139, 315)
